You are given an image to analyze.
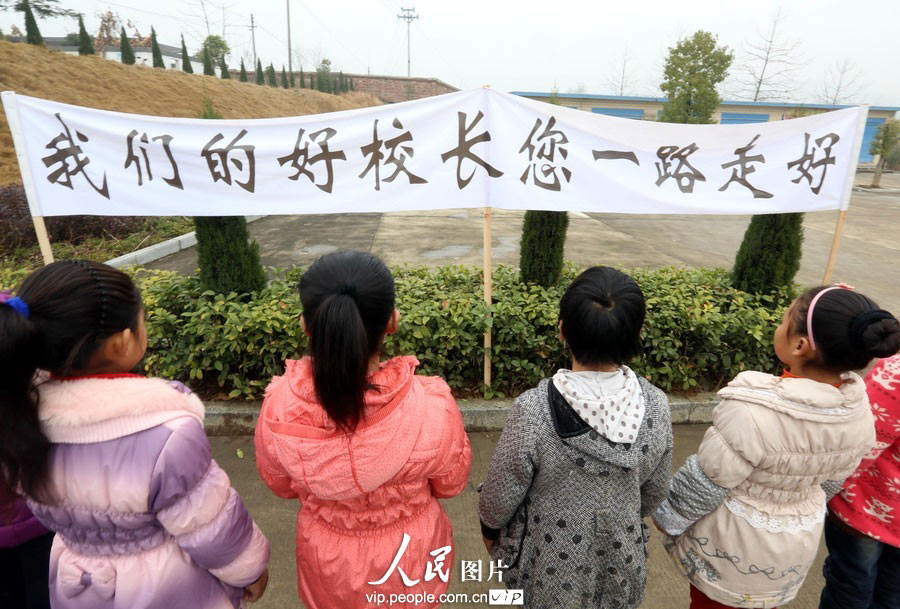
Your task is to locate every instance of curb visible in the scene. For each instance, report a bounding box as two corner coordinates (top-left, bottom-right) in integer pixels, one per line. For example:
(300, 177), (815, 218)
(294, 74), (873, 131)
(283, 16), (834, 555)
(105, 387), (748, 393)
(105, 216), (265, 268)
(203, 393), (719, 436)
(851, 186), (900, 194)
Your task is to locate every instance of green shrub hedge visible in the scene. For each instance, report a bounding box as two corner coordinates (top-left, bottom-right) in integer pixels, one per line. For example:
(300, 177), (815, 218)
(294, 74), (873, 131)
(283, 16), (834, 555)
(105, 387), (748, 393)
(1, 264), (795, 399)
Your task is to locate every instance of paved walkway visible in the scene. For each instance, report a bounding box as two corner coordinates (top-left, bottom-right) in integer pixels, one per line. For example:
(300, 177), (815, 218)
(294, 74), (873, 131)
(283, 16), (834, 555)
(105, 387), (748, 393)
(216, 425), (830, 609)
(149, 173), (900, 314)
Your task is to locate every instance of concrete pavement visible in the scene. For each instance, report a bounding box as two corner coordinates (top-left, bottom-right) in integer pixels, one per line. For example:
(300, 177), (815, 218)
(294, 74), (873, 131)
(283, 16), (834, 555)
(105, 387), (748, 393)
(215, 425), (830, 609)
(148, 173), (900, 315)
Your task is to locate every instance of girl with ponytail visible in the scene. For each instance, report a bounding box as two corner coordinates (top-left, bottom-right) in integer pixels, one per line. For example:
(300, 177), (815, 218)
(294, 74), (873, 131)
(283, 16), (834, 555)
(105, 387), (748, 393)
(0, 289), (53, 609)
(0, 261), (270, 608)
(254, 251), (472, 609)
(654, 284), (900, 609)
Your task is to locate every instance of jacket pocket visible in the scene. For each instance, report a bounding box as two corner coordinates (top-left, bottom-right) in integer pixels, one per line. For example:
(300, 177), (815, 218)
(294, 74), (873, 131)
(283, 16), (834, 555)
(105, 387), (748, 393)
(592, 509), (648, 608)
(492, 500), (528, 571)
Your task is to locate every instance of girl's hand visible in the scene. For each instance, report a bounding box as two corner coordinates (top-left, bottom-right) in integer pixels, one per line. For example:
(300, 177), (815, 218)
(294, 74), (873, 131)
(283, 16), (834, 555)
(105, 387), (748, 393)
(243, 569), (269, 603)
(482, 537), (495, 554)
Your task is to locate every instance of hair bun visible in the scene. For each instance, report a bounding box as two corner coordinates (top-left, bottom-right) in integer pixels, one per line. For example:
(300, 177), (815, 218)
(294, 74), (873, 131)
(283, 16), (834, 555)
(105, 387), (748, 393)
(862, 316), (900, 358)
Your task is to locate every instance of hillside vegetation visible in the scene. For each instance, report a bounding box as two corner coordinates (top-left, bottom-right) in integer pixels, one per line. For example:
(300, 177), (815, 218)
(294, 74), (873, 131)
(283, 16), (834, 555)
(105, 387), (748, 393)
(0, 40), (381, 185)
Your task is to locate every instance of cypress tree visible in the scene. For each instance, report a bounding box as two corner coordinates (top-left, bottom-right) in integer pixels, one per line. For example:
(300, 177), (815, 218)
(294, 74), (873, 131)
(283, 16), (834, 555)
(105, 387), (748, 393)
(299, 68), (305, 88)
(219, 55), (230, 79)
(239, 59), (248, 82)
(517, 90), (569, 287)
(120, 27), (135, 64)
(519, 211), (569, 287)
(23, 1), (42, 46)
(202, 46), (215, 76)
(350, 77), (355, 91)
(339, 70), (345, 92)
(281, 66), (288, 88)
(180, 35), (192, 73)
(332, 77), (338, 94)
(77, 15), (93, 55)
(255, 59), (264, 85)
(194, 98), (267, 295)
(150, 27), (164, 68)
(266, 63), (277, 87)
(731, 213), (804, 294)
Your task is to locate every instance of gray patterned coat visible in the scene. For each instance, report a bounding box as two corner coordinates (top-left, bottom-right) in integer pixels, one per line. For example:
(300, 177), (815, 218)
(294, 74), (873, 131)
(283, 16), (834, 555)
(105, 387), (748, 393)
(477, 377), (673, 609)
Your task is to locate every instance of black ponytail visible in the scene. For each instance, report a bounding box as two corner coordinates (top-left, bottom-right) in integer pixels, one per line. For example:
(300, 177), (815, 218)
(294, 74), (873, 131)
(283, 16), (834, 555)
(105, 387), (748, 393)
(792, 286), (900, 372)
(299, 252), (395, 432)
(0, 261), (142, 504)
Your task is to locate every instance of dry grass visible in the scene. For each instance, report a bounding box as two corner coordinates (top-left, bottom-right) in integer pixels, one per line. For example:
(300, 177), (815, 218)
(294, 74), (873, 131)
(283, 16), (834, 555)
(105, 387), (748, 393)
(0, 40), (381, 185)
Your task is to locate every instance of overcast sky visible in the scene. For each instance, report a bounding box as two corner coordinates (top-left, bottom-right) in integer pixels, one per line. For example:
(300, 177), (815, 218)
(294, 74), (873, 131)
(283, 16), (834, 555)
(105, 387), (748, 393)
(4, 0), (899, 106)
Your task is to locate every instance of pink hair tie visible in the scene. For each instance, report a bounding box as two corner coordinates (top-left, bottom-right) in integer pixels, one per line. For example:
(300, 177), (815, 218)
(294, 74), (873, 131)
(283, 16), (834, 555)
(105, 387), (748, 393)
(806, 285), (851, 351)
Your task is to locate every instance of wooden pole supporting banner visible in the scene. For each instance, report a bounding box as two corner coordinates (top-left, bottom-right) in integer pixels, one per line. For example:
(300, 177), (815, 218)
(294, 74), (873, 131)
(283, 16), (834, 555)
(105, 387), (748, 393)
(822, 103), (868, 285)
(2, 92), (55, 266)
(822, 210), (847, 285)
(483, 207), (493, 391)
(32, 216), (55, 265)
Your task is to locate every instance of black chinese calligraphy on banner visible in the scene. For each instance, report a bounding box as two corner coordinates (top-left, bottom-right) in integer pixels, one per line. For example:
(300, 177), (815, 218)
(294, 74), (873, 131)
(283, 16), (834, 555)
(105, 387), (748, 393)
(2, 88), (867, 217)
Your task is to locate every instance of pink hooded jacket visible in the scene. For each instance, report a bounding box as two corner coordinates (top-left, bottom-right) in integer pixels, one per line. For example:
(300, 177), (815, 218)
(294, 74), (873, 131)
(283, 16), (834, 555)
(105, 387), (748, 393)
(254, 356), (472, 609)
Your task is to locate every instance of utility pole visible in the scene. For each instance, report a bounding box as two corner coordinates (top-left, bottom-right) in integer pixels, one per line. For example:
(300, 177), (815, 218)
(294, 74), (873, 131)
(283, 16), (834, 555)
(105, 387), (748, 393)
(397, 7), (418, 78)
(250, 14), (257, 68)
(286, 1), (292, 78)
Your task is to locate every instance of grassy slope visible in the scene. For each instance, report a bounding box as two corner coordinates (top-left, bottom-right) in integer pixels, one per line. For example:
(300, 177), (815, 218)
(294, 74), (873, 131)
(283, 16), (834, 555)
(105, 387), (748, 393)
(0, 40), (380, 185)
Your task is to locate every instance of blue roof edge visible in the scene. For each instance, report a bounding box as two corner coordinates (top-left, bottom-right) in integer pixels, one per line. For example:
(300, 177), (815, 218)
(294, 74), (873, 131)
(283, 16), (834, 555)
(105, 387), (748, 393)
(509, 92), (900, 113)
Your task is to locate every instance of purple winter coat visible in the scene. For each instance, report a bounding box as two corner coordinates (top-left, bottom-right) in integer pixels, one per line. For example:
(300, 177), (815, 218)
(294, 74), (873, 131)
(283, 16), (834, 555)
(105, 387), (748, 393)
(25, 374), (270, 609)
(0, 496), (49, 548)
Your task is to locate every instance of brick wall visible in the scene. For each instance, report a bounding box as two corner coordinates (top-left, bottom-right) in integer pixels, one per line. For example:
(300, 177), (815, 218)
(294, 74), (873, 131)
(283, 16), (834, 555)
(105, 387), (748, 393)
(343, 73), (458, 103)
(227, 70), (458, 103)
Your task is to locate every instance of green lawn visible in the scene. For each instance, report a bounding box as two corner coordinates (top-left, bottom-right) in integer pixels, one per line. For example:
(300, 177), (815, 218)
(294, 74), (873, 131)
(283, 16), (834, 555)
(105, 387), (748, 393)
(2, 217), (194, 281)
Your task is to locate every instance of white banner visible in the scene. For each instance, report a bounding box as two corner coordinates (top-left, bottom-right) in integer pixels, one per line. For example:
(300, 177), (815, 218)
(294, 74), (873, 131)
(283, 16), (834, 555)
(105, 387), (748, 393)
(2, 88), (867, 217)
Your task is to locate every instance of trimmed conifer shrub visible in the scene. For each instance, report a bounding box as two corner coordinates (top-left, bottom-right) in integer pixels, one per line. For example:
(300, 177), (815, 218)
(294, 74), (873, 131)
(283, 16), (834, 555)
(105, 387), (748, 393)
(201, 46), (215, 76)
(150, 27), (164, 68)
(23, 1), (43, 46)
(281, 66), (288, 88)
(77, 15), (93, 55)
(121, 28), (135, 65)
(519, 210), (569, 287)
(255, 59), (264, 85)
(239, 59), (248, 82)
(193, 99), (266, 295)
(731, 213), (804, 293)
(219, 55), (230, 79)
(180, 35), (192, 73)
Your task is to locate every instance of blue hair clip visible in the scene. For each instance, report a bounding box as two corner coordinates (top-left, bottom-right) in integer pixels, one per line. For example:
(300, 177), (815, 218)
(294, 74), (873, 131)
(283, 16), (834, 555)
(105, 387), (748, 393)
(5, 297), (30, 319)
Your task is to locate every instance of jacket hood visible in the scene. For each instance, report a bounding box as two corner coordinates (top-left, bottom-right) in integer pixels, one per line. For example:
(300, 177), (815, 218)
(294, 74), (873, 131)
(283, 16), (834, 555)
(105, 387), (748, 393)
(258, 356), (426, 501)
(718, 370), (870, 423)
(552, 366), (645, 444)
(546, 377), (665, 470)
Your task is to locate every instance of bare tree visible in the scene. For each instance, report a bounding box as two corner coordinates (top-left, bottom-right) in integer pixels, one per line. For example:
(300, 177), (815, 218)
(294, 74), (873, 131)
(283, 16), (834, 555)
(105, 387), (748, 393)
(732, 8), (804, 102)
(93, 10), (120, 55)
(606, 46), (639, 96)
(818, 59), (865, 105)
(181, 0), (240, 58)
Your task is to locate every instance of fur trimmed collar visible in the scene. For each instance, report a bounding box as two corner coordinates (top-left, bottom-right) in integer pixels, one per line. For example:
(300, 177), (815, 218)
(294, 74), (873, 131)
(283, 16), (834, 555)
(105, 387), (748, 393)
(37, 375), (205, 444)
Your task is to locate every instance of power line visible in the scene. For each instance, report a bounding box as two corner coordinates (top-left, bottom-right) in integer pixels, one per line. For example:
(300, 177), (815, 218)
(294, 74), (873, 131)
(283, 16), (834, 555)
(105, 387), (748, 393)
(293, 0), (366, 70)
